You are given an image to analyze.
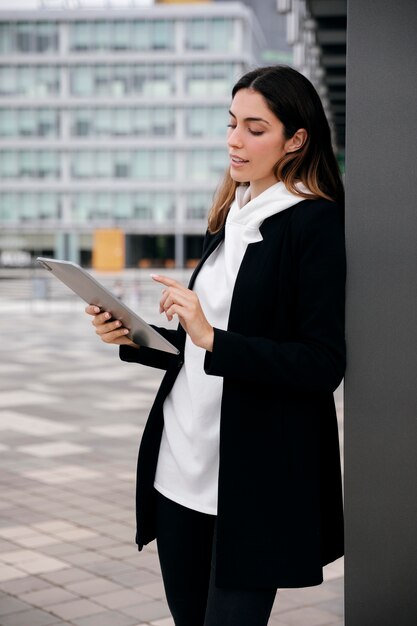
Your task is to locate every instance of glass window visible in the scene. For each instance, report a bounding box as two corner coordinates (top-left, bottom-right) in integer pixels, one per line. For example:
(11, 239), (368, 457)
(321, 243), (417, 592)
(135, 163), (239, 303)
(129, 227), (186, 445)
(152, 194), (173, 222)
(154, 150), (172, 179)
(96, 152), (112, 177)
(133, 192), (151, 220)
(0, 23), (15, 54)
(152, 78), (171, 97)
(187, 107), (208, 137)
(186, 64), (234, 97)
(211, 107), (227, 136)
(132, 108), (151, 136)
(16, 23), (33, 53)
(112, 65), (130, 96)
(113, 21), (130, 50)
(38, 109), (58, 136)
(36, 22), (58, 53)
(0, 193), (18, 221)
(114, 151), (130, 178)
(186, 63), (207, 97)
(132, 65), (147, 95)
(0, 151), (18, 177)
(0, 110), (17, 136)
(131, 21), (150, 50)
(187, 150), (209, 182)
(73, 193), (91, 222)
(96, 193), (112, 217)
(20, 151), (37, 177)
(47, 66), (59, 93)
(211, 18), (234, 51)
(95, 21), (111, 50)
(71, 22), (92, 51)
(72, 151), (94, 178)
(186, 19), (208, 50)
(39, 151), (59, 178)
(186, 18), (234, 52)
(144, 64), (173, 97)
(95, 65), (111, 96)
(209, 63), (232, 96)
(211, 149), (228, 177)
(187, 150), (226, 182)
(87, 194), (99, 220)
(19, 109), (37, 136)
(39, 192), (57, 219)
(186, 107), (227, 137)
(153, 108), (175, 136)
(132, 151), (151, 179)
(71, 66), (94, 96)
(18, 66), (34, 95)
(114, 109), (131, 135)
(95, 109), (112, 135)
(72, 108), (92, 136)
(114, 193), (132, 220)
(0, 67), (17, 95)
(36, 66), (58, 96)
(20, 194), (37, 220)
(153, 20), (173, 50)
(186, 192), (211, 220)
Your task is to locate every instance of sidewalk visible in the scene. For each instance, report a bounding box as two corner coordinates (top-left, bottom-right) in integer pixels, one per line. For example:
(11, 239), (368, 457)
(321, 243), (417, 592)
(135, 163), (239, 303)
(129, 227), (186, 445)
(0, 300), (344, 626)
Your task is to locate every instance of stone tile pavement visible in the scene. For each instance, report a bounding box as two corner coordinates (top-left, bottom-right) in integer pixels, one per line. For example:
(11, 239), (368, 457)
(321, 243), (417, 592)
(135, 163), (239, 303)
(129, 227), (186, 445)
(0, 292), (344, 626)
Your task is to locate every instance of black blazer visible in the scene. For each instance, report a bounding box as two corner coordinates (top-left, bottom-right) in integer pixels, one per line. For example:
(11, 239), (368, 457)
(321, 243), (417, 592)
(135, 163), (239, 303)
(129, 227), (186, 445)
(120, 198), (346, 589)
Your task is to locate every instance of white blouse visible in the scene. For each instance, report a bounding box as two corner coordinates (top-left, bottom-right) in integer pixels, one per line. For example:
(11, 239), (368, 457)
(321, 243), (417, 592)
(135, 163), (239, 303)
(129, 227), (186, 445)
(154, 182), (306, 514)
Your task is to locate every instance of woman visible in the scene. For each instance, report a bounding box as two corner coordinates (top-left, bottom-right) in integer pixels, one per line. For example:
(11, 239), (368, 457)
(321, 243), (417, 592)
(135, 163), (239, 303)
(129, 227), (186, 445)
(86, 65), (346, 626)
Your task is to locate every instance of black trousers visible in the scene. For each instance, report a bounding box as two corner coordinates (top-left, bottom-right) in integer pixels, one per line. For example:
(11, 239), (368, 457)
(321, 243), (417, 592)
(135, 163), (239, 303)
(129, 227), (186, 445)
(155, 490), (277, 626)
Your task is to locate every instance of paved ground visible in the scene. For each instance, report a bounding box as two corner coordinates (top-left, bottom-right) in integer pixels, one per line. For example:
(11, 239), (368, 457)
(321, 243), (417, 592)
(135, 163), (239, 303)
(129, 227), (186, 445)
(0, 282), (344, 626)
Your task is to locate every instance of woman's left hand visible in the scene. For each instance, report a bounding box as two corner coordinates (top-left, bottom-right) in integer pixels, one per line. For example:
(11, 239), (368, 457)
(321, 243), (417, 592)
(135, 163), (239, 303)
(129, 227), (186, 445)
(152, 274), (214, 352)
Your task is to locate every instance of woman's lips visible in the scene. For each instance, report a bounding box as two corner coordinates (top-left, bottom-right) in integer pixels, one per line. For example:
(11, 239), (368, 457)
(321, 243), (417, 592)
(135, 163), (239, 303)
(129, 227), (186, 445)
(230, 156), (249, 168)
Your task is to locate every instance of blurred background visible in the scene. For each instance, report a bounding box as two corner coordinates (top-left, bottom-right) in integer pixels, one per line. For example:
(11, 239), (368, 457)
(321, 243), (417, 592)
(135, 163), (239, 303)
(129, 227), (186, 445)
(0, 2), (346, 626)
(0, 0), (345, 273)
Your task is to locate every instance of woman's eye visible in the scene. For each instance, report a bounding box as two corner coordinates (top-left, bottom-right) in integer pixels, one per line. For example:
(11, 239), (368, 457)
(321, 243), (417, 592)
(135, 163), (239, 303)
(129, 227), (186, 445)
(227, 124), (263, 136)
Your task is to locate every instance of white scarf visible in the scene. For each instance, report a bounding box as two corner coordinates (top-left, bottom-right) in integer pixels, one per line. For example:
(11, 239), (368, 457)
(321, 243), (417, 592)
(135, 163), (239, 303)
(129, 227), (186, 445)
(224, 181), (307, 282)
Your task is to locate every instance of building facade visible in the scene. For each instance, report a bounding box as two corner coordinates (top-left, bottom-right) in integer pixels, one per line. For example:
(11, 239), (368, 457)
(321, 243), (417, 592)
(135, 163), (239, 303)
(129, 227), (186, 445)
(277, 0), (346, 159)
(0, 2), (262, 268)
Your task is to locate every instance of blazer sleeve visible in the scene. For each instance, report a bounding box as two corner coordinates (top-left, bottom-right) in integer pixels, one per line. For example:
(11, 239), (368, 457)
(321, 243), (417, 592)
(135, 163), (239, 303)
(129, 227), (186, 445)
(119, 325), (183, 371)
(119, 231), (209, 370)
(204, 201), (346, 394)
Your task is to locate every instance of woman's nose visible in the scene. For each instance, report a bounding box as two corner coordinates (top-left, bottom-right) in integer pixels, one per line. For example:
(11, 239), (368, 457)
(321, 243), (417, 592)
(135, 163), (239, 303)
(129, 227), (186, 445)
(227, 127), (243, 148)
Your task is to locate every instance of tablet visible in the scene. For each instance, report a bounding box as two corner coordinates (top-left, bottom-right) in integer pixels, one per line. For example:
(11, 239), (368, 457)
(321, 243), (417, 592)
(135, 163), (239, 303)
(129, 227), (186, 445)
(36, 257), (180, 355)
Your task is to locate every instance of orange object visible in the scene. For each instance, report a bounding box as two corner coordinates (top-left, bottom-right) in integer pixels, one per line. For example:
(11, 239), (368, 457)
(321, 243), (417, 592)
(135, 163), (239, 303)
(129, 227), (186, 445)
(92, 229), (125, 271)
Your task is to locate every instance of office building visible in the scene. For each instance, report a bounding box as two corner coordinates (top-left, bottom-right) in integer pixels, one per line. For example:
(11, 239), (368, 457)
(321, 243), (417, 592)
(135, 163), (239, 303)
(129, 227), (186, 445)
(0, 2), (263, 268)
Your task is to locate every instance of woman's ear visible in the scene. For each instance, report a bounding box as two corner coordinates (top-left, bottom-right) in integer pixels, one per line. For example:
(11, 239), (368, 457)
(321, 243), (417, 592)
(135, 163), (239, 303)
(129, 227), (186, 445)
(285, 128), (308, 153)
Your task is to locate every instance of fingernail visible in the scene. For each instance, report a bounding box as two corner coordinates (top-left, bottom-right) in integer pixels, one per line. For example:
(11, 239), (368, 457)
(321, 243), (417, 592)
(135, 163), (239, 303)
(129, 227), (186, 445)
(150, 274), (159, 279)
(105, 312), (110, 319)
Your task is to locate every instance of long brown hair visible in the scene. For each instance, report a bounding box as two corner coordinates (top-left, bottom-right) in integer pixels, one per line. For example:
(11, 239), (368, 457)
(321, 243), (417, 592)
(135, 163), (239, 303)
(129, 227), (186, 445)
(207, 65), (344, 233)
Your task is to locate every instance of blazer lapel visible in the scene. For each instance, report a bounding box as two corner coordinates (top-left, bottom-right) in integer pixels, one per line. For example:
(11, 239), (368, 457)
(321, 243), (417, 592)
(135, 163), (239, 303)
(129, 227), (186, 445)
(188, 227), (225, 290)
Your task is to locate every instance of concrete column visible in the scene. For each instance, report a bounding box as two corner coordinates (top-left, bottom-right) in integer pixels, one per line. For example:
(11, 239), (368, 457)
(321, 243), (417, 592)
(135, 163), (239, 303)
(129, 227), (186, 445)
(175, 230), (185, 269)
(345, 1), (417, 624)
(55, 232), (79, 264)
(175, 191), (186, 269)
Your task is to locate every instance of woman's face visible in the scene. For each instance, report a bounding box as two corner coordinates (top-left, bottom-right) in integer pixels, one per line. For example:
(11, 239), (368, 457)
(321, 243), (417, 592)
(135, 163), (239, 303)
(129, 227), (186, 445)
(227, 88), (295, 198)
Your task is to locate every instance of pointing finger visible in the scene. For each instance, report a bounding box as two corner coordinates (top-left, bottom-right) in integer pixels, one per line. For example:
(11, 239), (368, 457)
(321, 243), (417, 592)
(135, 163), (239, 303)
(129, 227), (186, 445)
(151, 274), (183, 289)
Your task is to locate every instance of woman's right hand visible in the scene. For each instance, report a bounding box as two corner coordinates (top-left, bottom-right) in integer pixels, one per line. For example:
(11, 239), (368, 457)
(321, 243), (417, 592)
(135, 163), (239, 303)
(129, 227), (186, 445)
(85, 305), (139, 348)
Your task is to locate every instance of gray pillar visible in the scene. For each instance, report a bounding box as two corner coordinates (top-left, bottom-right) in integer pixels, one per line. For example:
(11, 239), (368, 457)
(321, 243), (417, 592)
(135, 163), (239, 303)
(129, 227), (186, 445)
(175, 231), (185, 269)
(54, 232), (79, 264)
(345, 1), (417, 625)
